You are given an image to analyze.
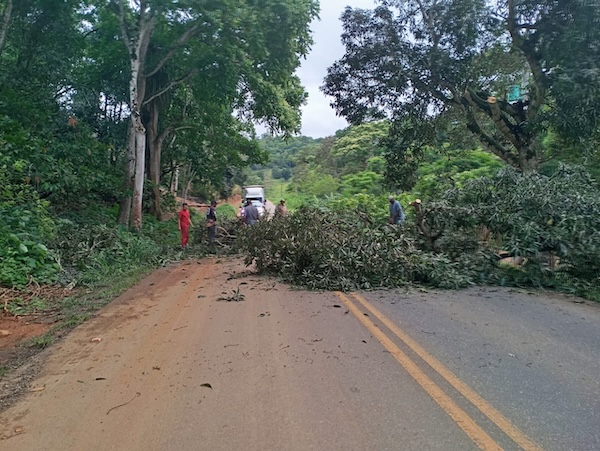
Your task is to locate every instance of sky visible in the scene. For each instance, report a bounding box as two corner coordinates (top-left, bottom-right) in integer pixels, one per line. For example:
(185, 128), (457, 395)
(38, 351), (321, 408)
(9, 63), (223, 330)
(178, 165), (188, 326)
(296, 0), (377, 138)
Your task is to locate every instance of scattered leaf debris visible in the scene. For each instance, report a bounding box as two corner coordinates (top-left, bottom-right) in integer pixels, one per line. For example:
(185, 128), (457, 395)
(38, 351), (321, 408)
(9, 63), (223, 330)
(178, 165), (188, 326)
(217, 287), (245, 302)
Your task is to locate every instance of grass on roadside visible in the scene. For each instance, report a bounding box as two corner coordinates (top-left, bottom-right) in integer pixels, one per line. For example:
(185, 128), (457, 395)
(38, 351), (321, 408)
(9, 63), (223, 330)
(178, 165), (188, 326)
(216, 203), (238, 220)
(3, 206), (211, 355)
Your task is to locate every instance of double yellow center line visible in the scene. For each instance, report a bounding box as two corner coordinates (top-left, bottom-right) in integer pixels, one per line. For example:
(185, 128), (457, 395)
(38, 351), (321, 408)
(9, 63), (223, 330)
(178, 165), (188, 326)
(335, 291), (542, 451)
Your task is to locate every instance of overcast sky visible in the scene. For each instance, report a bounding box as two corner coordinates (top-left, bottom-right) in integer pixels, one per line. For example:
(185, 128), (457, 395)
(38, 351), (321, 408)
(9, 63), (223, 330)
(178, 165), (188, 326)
(297, 0), (377, 138)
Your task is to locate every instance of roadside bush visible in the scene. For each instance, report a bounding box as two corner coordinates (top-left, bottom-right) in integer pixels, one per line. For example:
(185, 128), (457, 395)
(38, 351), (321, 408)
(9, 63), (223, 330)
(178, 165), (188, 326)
(0, 161), (59, 287)
(51, 211), (180, 286)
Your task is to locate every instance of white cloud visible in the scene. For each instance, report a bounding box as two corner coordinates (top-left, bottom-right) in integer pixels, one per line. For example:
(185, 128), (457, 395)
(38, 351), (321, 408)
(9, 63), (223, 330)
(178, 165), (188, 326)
(299, 0), (378, 138)
(255, 1), (377, 138)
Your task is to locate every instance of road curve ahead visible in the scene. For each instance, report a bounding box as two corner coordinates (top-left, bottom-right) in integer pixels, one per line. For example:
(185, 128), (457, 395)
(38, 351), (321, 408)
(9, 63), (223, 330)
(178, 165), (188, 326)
(1, 258), (599, 450)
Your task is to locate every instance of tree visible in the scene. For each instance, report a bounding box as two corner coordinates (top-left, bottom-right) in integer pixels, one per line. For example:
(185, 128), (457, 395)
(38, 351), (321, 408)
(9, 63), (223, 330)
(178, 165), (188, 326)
(330, 121), (388, 175)
(110, 0), (319, 228)
(0, 0), (12, 56)
(341, 170), (383, 196)
(323, 0), (600, 173)
(0, 0), (124, 208)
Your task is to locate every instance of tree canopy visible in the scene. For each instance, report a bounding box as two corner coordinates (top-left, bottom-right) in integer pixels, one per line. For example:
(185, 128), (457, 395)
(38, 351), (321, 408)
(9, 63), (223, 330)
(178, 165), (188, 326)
(0, 0), (319, 229)
(323, 0), (600, 173)
(106, 0), (319, 228)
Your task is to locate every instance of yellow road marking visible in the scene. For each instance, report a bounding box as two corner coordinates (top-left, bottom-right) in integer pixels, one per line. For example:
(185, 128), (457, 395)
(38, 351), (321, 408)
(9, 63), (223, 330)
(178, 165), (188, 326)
(335, 291), (502, 451)
(349, 292), (543, 451)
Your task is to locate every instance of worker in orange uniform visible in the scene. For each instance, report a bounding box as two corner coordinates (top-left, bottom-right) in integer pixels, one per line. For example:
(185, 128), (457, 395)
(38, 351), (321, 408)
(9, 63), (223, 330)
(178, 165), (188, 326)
(178, 203), (193, 248)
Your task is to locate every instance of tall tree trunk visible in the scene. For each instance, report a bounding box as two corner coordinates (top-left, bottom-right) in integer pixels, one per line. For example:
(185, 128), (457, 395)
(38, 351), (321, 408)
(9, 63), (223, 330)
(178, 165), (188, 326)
(147, 100), (164, 219)
(117, 120), (136, 225)
(0, 0), (12, 57)
(129, 114), (146, 232)
(117, 1), (155, 231)
(171, 164), (179, 195)
(181, 163), (195, 200)
(128, 61), (147, 232)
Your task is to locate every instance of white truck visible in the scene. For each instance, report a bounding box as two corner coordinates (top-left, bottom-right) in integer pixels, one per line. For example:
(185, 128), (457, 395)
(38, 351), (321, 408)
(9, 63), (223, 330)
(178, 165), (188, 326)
(243, 185), (265, 203)
(242, 185), (266, 216)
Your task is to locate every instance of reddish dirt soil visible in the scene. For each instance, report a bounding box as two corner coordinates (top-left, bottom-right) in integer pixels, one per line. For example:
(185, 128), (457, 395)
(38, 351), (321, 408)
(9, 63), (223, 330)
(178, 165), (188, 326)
(0, 317), (49, 350)
(224, 193), (242, 207)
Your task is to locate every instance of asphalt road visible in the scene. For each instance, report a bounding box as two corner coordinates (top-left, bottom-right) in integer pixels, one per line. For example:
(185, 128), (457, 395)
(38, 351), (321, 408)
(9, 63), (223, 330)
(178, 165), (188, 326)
(1, 258), (598, 450)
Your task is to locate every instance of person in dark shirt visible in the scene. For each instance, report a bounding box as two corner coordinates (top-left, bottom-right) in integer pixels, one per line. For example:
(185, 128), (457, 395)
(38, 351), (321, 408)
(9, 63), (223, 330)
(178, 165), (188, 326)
(388, 196), (405, 225)
(206, 200), (217, 251)
(243, 199), (260, 225)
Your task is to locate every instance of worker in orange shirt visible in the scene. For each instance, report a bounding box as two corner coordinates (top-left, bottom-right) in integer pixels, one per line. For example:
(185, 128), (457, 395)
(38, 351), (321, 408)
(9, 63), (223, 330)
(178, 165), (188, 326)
(178, 203), (193, 248)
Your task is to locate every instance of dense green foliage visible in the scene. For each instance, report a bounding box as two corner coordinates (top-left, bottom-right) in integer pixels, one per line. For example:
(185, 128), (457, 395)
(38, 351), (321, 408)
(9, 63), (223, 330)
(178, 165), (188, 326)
(257, 135), (322, 181)
(0, 0), (318, 290)
(0, 161), (59, 287)
(412, 149), (505, 199)
(254, 125), (502, 204)
(323, 0), (600, 172)
(240, 166), (600, 300)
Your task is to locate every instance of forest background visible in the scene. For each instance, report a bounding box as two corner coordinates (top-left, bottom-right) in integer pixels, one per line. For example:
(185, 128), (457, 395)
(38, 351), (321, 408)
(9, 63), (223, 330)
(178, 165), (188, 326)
(1, 0), (600, 344)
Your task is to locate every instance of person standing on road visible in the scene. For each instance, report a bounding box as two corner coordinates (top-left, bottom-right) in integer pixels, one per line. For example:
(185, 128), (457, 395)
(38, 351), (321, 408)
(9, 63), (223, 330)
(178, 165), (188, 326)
(206, 200), (217, 251)
(274, 199), (289, 217)
(388, 195), (405, 225)
(178, 203), (193, 248)
(243, 199), (260, 225)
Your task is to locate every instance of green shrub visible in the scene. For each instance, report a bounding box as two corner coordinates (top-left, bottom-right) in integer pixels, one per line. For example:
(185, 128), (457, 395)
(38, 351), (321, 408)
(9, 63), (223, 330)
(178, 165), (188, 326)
(0, 161), (59, 287)
(51, 217), (179, 286)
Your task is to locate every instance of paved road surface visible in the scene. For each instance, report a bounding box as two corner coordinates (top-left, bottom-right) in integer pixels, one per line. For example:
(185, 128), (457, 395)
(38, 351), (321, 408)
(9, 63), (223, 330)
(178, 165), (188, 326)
(1, 258), (599, 450)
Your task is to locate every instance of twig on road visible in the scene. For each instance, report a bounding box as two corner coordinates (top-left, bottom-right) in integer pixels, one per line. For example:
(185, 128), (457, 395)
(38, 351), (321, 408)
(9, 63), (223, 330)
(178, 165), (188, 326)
(106, 392), (141, 415)
(173, 325), (188, 331)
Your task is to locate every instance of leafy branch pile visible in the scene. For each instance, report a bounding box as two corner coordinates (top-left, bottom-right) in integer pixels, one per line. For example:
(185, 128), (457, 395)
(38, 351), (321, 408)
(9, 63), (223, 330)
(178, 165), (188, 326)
(239, 167), (600, 299)
(238, 208), (474, 291)
(451, 166), (600, 296)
